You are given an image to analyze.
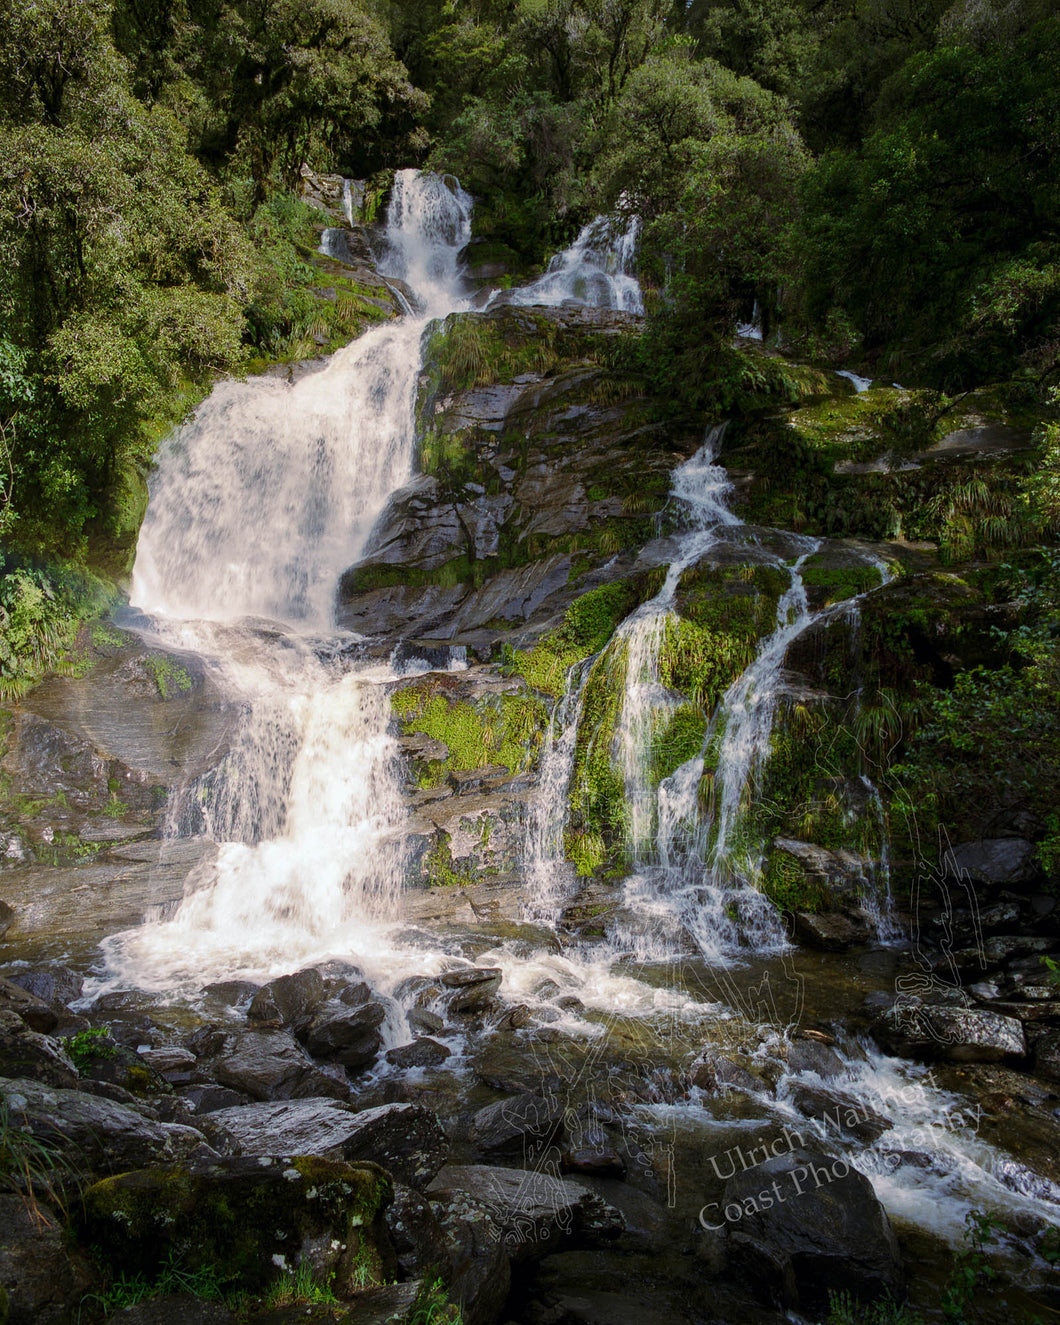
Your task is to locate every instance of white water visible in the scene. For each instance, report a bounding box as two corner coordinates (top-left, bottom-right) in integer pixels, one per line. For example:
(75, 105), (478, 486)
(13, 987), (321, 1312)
(837, 368), (873, 393)
(101, 170), (474, 993)
(489, 213), (643, 313)
(524, 657), (593, 924)
(615, 432), (740, 856)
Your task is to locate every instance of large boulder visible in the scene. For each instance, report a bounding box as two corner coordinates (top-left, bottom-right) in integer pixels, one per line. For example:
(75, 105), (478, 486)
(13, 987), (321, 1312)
(0, 976), (59, 1034)
(0, 1011), (79, 1088)
(0, 1193), (94, 1324)
(466, 1092), (564, 1157)
(247, 968), (327, 1027)
(427, 1188), (510, 1325)
(82, 1156), (395, 1295)
(110, 1297), (238, 1325)
(204, 1029), (348, 1101)
(0, 1076), (211, 1174)
(385, 1183), (453, 1281)
(873, 1001), (1027, 1062)
(1, 965), (83, 1009)
(429, 1164), (624, 1262)
(718, 1149), (904, 1312)
(207, 1099), (449, 1189)
(301, 1000), (387, 1060)
(942, 838), (1039, 890)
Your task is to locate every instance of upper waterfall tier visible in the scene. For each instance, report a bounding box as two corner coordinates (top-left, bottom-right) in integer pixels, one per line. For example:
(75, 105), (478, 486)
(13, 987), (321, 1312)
(129, 171), (474, 632)
(489, 213), (643, 313)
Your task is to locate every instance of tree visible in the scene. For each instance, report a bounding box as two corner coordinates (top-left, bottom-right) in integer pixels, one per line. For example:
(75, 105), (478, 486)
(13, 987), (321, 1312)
(183, 0), (428, 194)
(795, 17), (1060, 385)
(0, 0), (254, 552)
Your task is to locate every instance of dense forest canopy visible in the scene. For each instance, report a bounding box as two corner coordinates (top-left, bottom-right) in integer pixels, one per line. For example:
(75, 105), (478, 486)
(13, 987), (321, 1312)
(0, 0), (1057, 563)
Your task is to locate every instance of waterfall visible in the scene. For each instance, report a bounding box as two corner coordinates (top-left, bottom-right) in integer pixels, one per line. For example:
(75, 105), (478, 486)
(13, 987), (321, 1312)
(523, 657), (593, 924)
(489, 213), (643, 313)
(614, 434), (741, 858)
(100, 170), (475, 992)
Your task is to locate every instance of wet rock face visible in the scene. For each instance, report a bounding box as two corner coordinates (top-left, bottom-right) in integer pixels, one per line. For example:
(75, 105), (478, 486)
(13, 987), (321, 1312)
(1, 1076), (213, 1174)
(719, 1148), (904, 1312)
(943, 837), (1040, 890)
(430, 1164), (624, 1264)
(427, 1188), (510, 1325)
(208, 1099), (450, 1191)
(336, 304), (700, 650)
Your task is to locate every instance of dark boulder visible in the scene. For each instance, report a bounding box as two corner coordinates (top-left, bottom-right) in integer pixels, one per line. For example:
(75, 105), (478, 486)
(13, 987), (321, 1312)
(82, 1156), (395, 1295)
(0, 976), (59, 1033)
(427, 1188), (510, 1325)
(247, 968), (327, 1028)
(0, 1193), (94, 1325)
(719, 1148), (904, 1312)
(0, 1011), (79, 1088)
(466, 1092), (564, 1157)
(1, 965), (83, 1009)
(301, 1000), (387, 1057)
(384, 1038), (451, 1069)
(441, 967), (503, 1015)
(0, 1076), (211, 1175)
(873, 1001), (1027, 1062)
(111, 1296), (238, 1325)
(429, 1164), (624, 1263)
(207, 1099), (449, 1190)
(942, 838), (1039, 890)
(385, 1183), (453, 1281)
(207, 1029), (348, 1101)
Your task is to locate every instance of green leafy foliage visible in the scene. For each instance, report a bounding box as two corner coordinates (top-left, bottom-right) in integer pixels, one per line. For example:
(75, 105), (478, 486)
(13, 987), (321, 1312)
(796, 20), (1060, 386)
(889, 553), (1060, 844)
(66, 1027), (118, 1076)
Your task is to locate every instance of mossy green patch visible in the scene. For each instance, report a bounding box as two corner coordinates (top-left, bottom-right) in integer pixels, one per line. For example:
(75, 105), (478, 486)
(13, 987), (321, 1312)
(651, 705), (709, 786)
(566, 640), (630, 874)
(82, 1157), (393, 1295)
(144, 655), (193, 700)
(421, 832), (476, 888)
(761, 849), (830, 913)
(393, 679), (547, 787)
(513, 574), (664, 699)
(800, 556), (884, 605)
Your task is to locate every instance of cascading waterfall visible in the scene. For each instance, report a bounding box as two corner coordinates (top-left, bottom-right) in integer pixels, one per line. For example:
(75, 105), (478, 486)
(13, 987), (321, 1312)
(100, 170), (474, 992)
(523, 657), (593, 924)
(489, 213), (643, 313)
(61, 168), (1060, 1277)
(614, 435), (741, 857)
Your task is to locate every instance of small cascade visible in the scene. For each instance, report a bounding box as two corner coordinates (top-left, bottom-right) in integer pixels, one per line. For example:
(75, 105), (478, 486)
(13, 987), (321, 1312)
(490, 213), (643, 313)
(708, 544), (820, 875)
(381, 170), (473, 313)
(524, 657), (593, 924)
(614, 433), (740, 858)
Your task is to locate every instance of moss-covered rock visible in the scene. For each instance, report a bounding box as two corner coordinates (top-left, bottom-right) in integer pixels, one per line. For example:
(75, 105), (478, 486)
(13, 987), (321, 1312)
(82, 1156), (395, 1297)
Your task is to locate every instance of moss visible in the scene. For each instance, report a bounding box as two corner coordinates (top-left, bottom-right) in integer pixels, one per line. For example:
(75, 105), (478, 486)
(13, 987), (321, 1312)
(513, 573), (665, 699)
(761, 849), (829, 913)
(422, 832), (476, 888)
(564, 828), (608, 878)
(393, 680), (547, 786)
(800, 556), (884, 605)
(566, 640), (630, 873)
(651, 705), (708, 785)
(143, 655), (193, 700)
(82, 1158), (393, 1293)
